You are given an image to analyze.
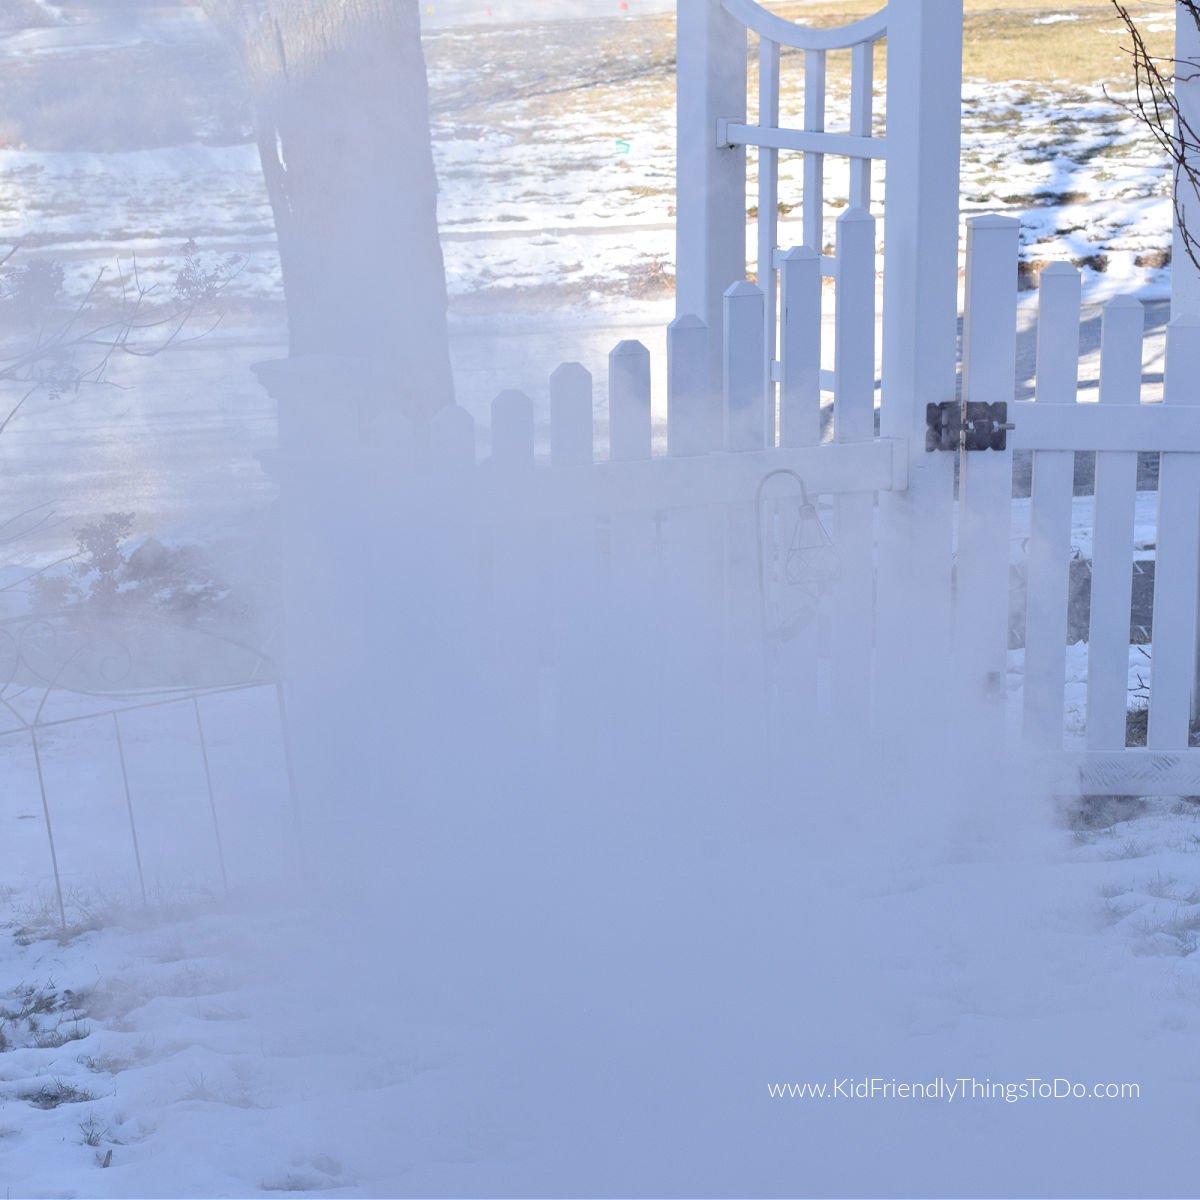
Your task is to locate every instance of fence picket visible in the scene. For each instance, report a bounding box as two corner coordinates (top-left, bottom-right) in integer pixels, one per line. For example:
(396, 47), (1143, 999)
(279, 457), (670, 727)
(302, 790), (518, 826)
(550, 362), (594, 468)
(1022, 264), (1081, 749)
(848, 40), (874, 208)
(548, 364), (599, 766)
(829, 208), (877, 735)
(430, 402), (476, 469)
(607, 341), (659, 761)
(664, 317), (725, 775)
(772, 246), (824, 740)
(1148, 315), (1200, 747)
(488, 390), (541, 753)
(667, 314), (715, 455)
(1087, 297), (1144, 749)
(802, 48), (827, 252)
(724, 282), (767, 451)
(491, 389), (536, 467)
(955, 215), (1020, 718)
(359, 402), (420, 817)
(778, 247), (822, 450)
(427, 407), (482, 722)
(832, 209), (875, 445)
(723, 282), (769, 759)
(758, 36), (782, 442)
(609, 340), (652, 462)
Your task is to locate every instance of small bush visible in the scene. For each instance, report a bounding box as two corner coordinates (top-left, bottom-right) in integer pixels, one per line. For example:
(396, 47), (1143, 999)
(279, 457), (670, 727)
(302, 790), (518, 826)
(78, 1113), (111, 1147)
(0, 256), (66, 325)
(24, 1079), (95, 1109)
(173, 241), (246, 308)
(32, 514), (234, 625)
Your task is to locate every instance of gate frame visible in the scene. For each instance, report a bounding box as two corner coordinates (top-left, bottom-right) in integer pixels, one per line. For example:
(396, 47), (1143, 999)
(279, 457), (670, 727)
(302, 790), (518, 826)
(675, 0), (965, 740)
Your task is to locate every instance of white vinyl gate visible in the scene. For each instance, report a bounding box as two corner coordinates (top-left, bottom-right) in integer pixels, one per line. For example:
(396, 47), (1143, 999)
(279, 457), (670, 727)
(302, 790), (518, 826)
(669, 0), (1200, 795)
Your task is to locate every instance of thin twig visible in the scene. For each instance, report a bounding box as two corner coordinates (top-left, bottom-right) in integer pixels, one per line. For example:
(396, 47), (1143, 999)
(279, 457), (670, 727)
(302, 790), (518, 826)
(1108, 1), (1200, 273)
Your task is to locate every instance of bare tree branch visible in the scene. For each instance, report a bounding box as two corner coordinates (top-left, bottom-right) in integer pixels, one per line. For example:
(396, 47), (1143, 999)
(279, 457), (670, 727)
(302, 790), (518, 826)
(1108, 1), (1200, 273)
(0, 250), (208, 399)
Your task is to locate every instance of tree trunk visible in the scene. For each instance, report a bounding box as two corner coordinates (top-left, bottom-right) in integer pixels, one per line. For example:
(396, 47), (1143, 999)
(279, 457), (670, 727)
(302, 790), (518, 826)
(202, 0), (454, 422)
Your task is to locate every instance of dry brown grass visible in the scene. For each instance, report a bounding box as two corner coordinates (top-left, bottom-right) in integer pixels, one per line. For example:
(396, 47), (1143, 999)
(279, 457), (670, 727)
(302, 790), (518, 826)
(763, 0), (1176, 85)
(962, 4), (1174, 84)
(427, 2), (1177, 145)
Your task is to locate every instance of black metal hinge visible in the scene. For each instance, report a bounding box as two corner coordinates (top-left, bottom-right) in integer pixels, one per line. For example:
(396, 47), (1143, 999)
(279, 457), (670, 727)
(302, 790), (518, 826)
(926, 401), (1015, 452)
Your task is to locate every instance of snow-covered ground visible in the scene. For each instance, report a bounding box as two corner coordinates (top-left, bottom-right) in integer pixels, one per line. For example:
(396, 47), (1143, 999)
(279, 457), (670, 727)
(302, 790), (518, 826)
(2, 3), (1198, 1197)
(0, 4), (1177, 309)
(2, 477), (1196, 1195)
(4, 686), (1200, 1197)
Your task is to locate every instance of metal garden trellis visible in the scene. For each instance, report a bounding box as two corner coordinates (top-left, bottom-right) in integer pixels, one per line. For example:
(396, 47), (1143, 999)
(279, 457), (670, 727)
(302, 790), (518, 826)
(1, 612), (296, 928)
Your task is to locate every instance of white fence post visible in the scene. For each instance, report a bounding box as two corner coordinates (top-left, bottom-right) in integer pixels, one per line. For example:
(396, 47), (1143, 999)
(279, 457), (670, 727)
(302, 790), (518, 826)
(874, 0), (964, 744)
(677, 0), (748, 399)
(1149, 315), (1200, 746)
(955, 215), (1020, 717)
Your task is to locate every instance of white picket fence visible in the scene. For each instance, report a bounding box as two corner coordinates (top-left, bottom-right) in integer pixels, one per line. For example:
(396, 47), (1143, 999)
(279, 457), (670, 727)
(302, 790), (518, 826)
(260, 0), (1200, 805)
(1008, 276), (1200, 792)
(411, 203), (893, 758)
(342, 212), (1194, 801)
(969, 227), (1200, 794)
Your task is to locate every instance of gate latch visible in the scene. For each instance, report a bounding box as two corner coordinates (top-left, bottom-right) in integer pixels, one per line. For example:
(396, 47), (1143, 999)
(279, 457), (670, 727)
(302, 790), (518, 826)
(925, 401), (1015, 452)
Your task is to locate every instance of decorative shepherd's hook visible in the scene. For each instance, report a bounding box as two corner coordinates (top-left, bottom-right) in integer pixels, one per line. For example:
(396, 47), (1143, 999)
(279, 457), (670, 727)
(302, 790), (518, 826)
(755, 469), (839, 755)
